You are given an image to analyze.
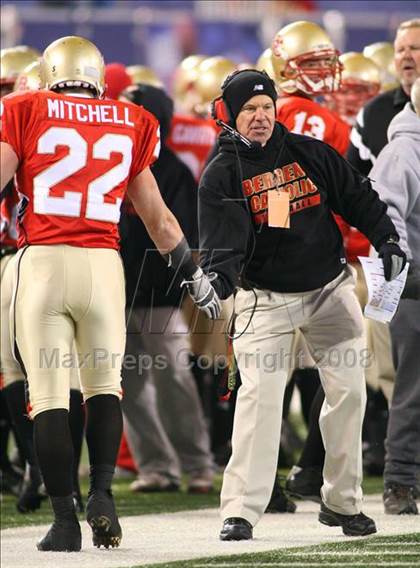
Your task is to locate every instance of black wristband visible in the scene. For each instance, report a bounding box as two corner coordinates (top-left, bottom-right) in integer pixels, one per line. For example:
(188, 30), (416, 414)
(163, 237), (197, 279)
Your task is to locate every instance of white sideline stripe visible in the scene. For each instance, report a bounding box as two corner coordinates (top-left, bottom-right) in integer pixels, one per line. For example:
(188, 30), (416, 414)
(2, 495), (420, 568)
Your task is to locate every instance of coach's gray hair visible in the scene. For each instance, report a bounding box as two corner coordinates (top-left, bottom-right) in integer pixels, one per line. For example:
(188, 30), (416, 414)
(397, 18), (420, 33)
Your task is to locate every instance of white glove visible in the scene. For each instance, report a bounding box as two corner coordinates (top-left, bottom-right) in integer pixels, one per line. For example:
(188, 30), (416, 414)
(181, 267), (221, 319)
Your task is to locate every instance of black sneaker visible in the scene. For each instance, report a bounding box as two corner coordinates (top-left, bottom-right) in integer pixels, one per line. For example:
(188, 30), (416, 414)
(319, 503), (377, 536)
(285, 465), (322, 503)
(383, 484), (418, 515)
(266, 475), (297, 513)
(220, 517), (253, 541)
(86, 489), (122, 548)
(37, 518), (82, 552)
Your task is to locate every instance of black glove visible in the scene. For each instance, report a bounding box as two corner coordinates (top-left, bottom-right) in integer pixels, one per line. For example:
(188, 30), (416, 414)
(378, 236), (407, 281)
(401, 265), (420, 300)
(181, 267), (221, 319)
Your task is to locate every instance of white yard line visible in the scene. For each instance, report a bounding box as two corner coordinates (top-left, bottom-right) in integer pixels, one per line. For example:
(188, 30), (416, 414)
(1, 495), (419, 568)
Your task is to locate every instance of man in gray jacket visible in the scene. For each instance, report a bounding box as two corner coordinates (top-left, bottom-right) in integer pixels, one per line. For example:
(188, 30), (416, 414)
(370, 77), (420, 515)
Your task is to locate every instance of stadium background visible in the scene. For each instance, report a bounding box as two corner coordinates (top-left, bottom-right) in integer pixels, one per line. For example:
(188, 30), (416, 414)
(1, 0), (419, 88)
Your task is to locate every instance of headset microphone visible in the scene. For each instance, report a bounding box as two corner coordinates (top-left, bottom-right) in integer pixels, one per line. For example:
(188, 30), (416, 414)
(215, 119), (262, 150)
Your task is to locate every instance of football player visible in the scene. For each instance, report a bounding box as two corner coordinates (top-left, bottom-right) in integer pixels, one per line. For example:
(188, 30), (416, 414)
(363, 42), (399, 92)
(0, 35), (219, 552)
(255, 47), (277, 82)
(167, 55), (225, 181)
(0, 46), (46, 510)
(126, 64), (163, 88)
(271, 20), (350, 155)
(325, 52), (381, 125)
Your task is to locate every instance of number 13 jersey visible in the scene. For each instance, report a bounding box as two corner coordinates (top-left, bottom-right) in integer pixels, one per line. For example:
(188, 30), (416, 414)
(276, 95), (350, 156)
(0, 90), (160, 249)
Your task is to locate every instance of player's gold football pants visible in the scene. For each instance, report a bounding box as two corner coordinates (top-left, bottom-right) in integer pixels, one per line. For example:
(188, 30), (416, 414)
(12, 245), (125, 418)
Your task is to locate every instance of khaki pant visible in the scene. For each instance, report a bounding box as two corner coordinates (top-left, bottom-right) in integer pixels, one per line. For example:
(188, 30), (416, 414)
(13, 246), (125, 417)
(1, 254), (23, 386)
(221, 267), (367, 525)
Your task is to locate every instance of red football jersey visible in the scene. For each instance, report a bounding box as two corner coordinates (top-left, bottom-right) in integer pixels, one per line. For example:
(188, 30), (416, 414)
(0, 186), (19, 248)
(166, 114), (219, 181)
(276, 95), (350, 156)
(0, 90), (160, 249)
(276, 95), (369, 259)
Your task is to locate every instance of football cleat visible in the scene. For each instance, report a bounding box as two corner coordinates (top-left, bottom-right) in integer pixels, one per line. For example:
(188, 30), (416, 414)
(86, 489), (122, 549)
(37, 518), (81, 552)
(16, 466), (47, 513)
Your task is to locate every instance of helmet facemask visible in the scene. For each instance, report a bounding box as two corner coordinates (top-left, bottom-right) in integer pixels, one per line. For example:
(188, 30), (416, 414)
(284, 49), (343, 95)
(326, 79), (380, 122)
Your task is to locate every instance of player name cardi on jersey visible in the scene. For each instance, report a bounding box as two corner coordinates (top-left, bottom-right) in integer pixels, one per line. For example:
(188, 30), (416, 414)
(47, 98), (135, 126)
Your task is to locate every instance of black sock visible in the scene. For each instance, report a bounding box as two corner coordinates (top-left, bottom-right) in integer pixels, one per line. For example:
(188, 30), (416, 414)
(33, 409), (74, 496)
(50, 495), (77, 521)
(4, 381), (38, 466)
(298, 385), (325, 468)
(293, 368), (321, 427)
(69, 389), (85, 493)
(85, 395), (122, 491)
(0, 390), (13, 469)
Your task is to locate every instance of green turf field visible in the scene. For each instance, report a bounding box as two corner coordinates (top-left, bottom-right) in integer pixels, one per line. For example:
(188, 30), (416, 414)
(140, 533), (420, 568)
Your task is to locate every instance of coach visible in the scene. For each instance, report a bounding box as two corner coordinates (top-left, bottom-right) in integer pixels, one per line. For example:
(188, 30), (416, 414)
(198, 69), (406, 540)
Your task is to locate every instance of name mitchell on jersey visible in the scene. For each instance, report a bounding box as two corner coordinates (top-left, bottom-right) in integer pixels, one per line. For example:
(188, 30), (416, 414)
(47, 97), (134, 125)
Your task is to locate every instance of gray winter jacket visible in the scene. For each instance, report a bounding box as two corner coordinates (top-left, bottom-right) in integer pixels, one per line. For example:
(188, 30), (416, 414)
(370, 102), (420, 267)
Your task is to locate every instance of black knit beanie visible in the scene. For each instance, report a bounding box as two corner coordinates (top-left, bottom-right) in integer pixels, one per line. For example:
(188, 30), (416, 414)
(222, 69), (278, 125)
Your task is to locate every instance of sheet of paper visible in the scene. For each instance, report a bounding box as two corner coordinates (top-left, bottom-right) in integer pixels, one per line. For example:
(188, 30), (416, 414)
(358, 256), (409, 323)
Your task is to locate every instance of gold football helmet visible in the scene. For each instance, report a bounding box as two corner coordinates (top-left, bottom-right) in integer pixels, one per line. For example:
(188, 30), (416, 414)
(256, 48), (276, 82)
(172, 54), (207, 102)
(194, 56), (236, 104)
(40, 36), (105, 97)
(126, 65), (163, 88)
(363, 42), (398, 91)
(1, 45), (41, 85)
(271, 20), (342, 95)
(327, 52), (380, 122)
(14, 60), (43, 92)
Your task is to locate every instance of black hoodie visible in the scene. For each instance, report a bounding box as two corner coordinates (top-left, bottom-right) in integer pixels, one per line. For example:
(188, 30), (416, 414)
(199, 123), (397, 299)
